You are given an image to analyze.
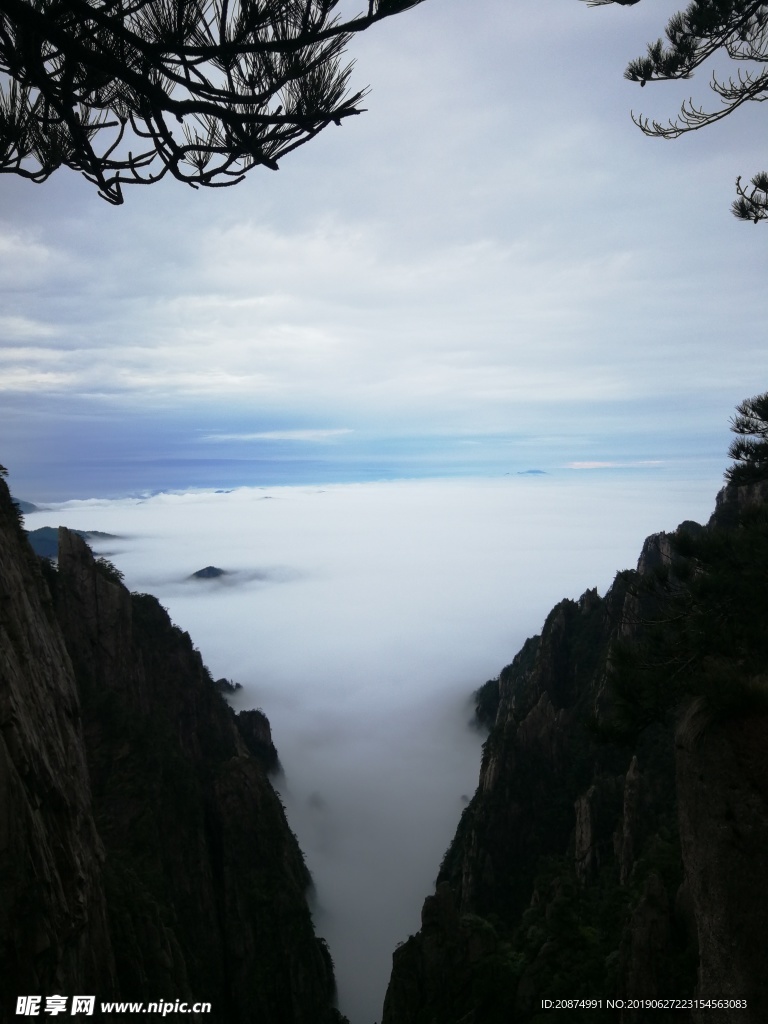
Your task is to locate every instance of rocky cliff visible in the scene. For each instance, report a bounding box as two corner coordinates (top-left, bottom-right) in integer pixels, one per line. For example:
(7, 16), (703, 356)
(383, 481), (768, 1024)
(0, 475), (345, 1024)
(0, 482), (115, 1008)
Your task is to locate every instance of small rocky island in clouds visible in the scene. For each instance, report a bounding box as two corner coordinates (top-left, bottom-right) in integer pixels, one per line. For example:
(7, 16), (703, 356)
(190, 564), (229, 579)
(14, 499), (41, 514)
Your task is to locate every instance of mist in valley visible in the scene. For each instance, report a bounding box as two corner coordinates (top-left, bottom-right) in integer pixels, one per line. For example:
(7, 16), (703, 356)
(28, 472), (719, 1022)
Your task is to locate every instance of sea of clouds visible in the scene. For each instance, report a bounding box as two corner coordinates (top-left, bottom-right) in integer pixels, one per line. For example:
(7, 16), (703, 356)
(27, 473), (719, 1023)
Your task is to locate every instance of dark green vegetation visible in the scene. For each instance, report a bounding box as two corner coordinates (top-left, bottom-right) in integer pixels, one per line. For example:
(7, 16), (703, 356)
(0, 480), (347, 1024)
(383, 395), (768, 1024)
(584, 0), (768, 221)
(725, 390), (768, 484)
(610, 509), (768, 742)
(0, 0), (426, 204)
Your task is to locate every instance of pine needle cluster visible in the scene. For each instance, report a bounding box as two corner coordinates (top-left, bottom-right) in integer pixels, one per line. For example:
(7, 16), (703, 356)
(0, 0), (425, 203)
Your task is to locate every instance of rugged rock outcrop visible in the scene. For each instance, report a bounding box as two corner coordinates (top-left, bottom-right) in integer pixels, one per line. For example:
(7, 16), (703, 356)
(0, 485), (114, 1004)
(383, 483), (768, 1024)
(676, 715), (768, 1022)
(0, 477), (345, 1024)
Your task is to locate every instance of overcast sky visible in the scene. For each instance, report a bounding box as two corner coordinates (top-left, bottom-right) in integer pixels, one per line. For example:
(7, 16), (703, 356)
(1, 0), (765, 500)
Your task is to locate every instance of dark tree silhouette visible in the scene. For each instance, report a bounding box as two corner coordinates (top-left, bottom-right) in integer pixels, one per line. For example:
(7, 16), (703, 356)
(582, 0), (768, 221)
(726, 390), (768, 484)
(0, 0), (425, 204)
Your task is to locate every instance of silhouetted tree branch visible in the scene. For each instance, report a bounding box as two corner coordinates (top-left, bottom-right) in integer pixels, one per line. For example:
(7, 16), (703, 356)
(581, 0), (768, 221)
(0, 0), (425, 204)
(725, 389), (768, 484)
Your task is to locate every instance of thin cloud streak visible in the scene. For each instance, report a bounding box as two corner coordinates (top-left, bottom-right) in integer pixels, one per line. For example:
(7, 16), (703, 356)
(203, 429), (354, 442)
(567, 459), (665, 470)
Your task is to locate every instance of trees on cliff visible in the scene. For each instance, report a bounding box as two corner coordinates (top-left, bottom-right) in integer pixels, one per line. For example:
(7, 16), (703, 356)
(726, 390), (768, 484)
(608, 391), (768, 740)
(0, 0), (425, 204)
(583, 0), (768, 221)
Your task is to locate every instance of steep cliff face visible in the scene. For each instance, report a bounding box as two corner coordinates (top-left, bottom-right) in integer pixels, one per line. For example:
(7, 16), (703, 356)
(0, 486), (114, 1004)
(0, 477), (344, 1024)
(383, 483), (768, 1024)
(676, 716), (768, 1023)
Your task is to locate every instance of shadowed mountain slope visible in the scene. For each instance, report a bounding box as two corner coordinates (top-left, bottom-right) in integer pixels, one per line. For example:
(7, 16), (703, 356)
(0, 474), (346, 1024)
(383, 480), (768, 1024)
